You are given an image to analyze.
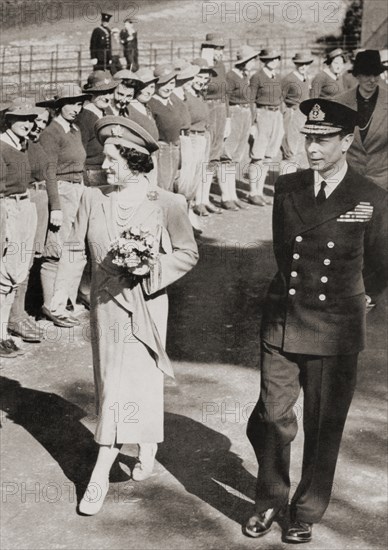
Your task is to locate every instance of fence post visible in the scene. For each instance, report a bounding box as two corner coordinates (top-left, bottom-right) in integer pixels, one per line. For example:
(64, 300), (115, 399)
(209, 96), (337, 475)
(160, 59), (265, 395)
(229, 38), (233, 69)
(78, 48), (82, 86)
(149, 42), (153, 66)
(50, 51), (54, 87)
(170, 40), (174, 62)
(29, 45), (33, 88)
(55, 44), (59, 83)
(19, 52), (23, 87)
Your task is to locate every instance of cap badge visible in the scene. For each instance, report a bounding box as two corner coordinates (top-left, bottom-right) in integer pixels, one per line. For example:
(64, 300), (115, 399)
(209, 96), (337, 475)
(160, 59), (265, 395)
(310, 104), (325, 121)
(111, 125), (124, 137)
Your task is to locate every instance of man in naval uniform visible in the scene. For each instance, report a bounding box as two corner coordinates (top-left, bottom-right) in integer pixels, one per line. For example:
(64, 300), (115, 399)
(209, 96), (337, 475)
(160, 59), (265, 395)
(90, 11), (113, 71)
(244, 98), (388, 544)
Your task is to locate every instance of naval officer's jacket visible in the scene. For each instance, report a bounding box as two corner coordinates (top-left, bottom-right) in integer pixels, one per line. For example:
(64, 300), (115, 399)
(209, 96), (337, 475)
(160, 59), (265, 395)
(262, 167), (388, 356)
(90, 26), (112, 70)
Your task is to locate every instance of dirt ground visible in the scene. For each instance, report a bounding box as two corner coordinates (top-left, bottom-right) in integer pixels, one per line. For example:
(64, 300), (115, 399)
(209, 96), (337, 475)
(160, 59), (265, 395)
(1, 180), (387, 550)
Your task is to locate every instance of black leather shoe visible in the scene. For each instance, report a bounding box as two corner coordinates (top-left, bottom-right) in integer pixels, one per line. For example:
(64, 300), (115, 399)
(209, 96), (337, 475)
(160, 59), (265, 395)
(205, 203), (223, 214)
(0, 339), (19, 358)
(3, 338), (26, 356)
(8, 319), (42, 343)
(285, 520), (313, 543)
(193, 204), (209, 217)
(40, 306), (80, 328)
(244, 506), (285, 538)
(233, 199), (249, 209)
(248, 195), (266, 206)
(221, 200), (239, 211)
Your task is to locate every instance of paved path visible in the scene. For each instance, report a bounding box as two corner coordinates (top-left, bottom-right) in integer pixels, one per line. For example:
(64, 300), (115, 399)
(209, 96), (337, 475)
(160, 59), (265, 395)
(1, 193), (386, 550)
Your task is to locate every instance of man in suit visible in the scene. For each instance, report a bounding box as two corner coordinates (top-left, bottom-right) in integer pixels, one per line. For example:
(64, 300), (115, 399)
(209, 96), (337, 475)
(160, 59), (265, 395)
(244, 98), (388, 544)
(90, 11), (113, 71)
(336, 50), (388, 190)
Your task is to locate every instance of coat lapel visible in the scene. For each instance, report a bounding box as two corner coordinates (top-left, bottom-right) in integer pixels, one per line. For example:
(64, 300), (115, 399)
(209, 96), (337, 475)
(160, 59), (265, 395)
(363, 85), (387, 149)
(288, 167), (364, 237)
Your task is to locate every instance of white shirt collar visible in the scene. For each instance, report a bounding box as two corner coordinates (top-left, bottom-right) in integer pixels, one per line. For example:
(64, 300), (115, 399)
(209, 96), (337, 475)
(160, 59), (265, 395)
(84, 102), (104, 119)
(314, 161), (348, 198)
(263, 66), (275, 79)
(0, 129), (22, 150)
(323, 67), (337, 80)
(55, 114), (72, 133)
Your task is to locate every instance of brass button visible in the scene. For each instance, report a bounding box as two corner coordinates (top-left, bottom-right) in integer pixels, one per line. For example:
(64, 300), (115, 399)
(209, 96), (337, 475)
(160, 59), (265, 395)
(327, 241), (335, 248)
(319, 294), (326, 301)
(293, 253), (300, 260)
(289, 288), (296, 295)
(296, 236), (303, 242)
(323, 259), (331, 266)
(291, 271), (298, 278)
(321, 276), (328, 283)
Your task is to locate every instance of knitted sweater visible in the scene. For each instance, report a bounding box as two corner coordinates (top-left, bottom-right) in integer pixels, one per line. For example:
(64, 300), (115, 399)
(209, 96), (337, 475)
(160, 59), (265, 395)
(281, 71), (310, 106)
(250, 69), (282, 107)
(76, 109), (104, 170)
(184, 92), (209, 132)
(0, 141), (31, 196)
(310, 70), (345, 99)
(226, 70), (252, 105)
(39, 120), (86, 182)
(148, 94), (190, 144)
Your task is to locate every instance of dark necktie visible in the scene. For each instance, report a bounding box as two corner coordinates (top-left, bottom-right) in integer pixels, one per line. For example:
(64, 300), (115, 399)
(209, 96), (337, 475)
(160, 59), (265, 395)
(316, 181), (327, 205)
(20, 138), (28, 152)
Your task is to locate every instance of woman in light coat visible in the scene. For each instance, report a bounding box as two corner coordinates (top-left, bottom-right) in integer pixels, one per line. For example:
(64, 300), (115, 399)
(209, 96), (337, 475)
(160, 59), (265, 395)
(51, 115), (198, 515)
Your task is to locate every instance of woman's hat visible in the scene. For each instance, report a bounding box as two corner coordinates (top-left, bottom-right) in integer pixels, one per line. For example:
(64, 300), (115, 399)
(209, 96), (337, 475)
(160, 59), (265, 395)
(380, 49), (388, 67)
(83, 71), (118, 93)
(259, 48), (281, 61)
(352, 50), (385, 76)
(95, 115), (159, 155)
(202, 32), (225, 48)
(300, 98), (358, 135)
(191, 58), (217, 76)
(324, 47), (345, 64)
(176, 61), (200, 81)
(154, 63), (178, 85)
(41, 83), (90, 108)
(4, 97), (41, 118)
(134, 68), (159, 87)
(235, 45), (259, 67)
(292, 52), (313, 65)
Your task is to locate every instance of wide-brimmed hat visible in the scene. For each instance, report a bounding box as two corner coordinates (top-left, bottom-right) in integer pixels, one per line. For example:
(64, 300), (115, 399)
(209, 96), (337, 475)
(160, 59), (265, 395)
(300, 98), (358, 135)
(235, 45), (260, 67)
(202, 32), (225, 48)
(324, 47), (345, 64)
(191, 58), (217, 76)
(41, 83), (90, 108)
(259, 48), (281, 61)
(83, 70), (118, 93)
(176, 61), (200, 81)
(4, 97), (41, 118)
(154, 63), (178, 85)
(352, 50), (385, 76)
(95, 115), (159, 155)
(292, 52), (314, 65)
(113, 69), (142, 84)
(134, 68), (158, 87)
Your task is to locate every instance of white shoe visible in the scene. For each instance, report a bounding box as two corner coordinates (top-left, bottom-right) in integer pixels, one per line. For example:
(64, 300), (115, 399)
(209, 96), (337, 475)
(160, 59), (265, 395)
(132, 443), (157, 481)
(78, 480), (109, 515)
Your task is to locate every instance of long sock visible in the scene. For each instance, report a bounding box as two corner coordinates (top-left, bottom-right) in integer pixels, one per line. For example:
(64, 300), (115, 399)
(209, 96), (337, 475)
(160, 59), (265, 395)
(9, 279), (28, 323)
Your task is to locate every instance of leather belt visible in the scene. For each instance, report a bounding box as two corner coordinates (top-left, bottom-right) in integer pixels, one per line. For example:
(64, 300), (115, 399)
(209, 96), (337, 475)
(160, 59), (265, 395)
(230, 103), (251, 109)
(0, 192), (29, 201)
(257, 104), (280, 111)
(189, 130), (206, 135)
(205, 98), (224, 104)
(29, 181), (46, 191)
(180, 129), (190, 136)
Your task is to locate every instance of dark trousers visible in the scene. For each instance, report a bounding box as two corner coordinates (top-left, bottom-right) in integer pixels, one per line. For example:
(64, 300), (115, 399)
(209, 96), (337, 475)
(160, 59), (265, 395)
(247, 340), (358, 523)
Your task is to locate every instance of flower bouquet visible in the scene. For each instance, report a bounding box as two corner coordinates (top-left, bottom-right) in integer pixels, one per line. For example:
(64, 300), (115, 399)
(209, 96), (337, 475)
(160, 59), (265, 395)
(109, 225), (159, 276)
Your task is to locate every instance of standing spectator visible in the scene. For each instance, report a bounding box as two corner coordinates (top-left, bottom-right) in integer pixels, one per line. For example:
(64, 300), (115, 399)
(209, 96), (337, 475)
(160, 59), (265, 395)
(39, 84), (90, 326)
(90, 11), (113, 71)
(311, 47), (345, 99)
(336, 50), (388, 190)
(110, 28), (124, 75)
(77, 71), (118, 186)
(224, 45), (258, 208)
(8, 106), (53, 343)
(120, 18), (139, 72)
(148, 64), (191, 192)
(342, 49), (363, 91)
(248, 48), (284, 206)
(201, 32), (236, 210)
(281, 52), (313, 172)
(109, 70), (138, 115)
(0, 100), (38, 357)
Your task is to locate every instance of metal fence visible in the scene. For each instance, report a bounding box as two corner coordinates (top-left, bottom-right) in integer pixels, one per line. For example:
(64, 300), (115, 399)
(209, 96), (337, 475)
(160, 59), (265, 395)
(1, 36), (360, 98)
